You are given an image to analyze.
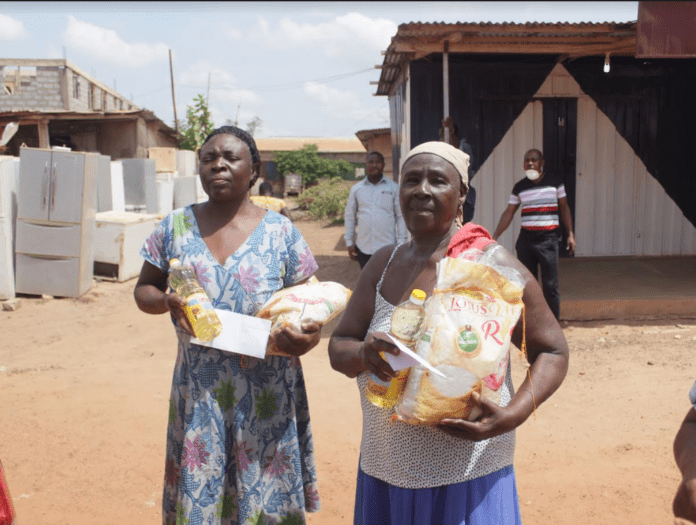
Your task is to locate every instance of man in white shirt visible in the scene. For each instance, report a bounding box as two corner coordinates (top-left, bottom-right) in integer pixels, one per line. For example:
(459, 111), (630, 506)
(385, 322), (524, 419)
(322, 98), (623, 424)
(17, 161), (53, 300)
(344, 151), (408, 269)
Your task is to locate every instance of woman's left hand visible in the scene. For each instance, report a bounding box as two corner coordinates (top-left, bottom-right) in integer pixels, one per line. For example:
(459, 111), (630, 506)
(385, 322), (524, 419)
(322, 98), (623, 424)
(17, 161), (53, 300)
(272, 321), (323, 357)
(438, 392), (519, 442)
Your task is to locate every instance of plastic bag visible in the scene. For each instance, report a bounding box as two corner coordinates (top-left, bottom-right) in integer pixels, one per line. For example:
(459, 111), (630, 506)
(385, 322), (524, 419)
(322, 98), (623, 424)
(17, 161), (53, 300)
(257, 276), (352, 356)
(395, 248), (526, 425)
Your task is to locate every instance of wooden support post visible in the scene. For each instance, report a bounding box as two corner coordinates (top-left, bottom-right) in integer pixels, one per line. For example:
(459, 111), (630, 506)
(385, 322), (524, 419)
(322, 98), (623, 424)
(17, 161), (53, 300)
(37, 120), (50, 149)
(443, 40), (450, 144)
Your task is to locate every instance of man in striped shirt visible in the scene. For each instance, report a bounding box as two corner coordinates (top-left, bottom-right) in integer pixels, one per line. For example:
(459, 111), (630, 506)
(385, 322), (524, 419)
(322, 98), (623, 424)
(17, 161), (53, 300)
(492, 149), (576, 320)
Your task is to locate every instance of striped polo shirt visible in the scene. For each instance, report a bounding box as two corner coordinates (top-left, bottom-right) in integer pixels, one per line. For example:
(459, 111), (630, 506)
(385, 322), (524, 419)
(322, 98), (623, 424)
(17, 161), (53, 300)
(508, 175), (566, 232)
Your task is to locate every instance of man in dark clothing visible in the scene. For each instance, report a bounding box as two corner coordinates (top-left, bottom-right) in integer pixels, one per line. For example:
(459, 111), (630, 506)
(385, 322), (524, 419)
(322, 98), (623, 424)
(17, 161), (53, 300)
(492, 149), (576, 320)
(440, 117), (476, 224)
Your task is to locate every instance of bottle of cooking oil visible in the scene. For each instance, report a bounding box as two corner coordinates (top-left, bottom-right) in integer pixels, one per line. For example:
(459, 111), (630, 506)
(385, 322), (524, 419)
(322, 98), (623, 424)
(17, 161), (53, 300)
(168, 258), (222, 342)
(366, 289), (427, 408)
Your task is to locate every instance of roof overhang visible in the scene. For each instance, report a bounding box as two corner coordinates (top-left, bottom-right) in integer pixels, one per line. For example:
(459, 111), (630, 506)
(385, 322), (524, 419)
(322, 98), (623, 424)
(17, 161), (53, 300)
(0, 109), (179, 139)
(374, 21), (637, 95)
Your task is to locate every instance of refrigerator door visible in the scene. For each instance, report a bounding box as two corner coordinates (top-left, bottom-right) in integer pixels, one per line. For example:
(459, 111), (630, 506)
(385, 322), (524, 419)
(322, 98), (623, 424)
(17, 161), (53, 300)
(48, 151), (85, 223)
(18, 148), (51, 221)
(15, 220), (82, 258)
(15, 254), (84, 297)
(0, 157), (17, 299)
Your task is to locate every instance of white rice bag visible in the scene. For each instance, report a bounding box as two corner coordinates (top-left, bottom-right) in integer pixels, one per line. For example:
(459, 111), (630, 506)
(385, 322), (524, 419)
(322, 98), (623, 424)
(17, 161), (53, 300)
(395, 249), (526, 424)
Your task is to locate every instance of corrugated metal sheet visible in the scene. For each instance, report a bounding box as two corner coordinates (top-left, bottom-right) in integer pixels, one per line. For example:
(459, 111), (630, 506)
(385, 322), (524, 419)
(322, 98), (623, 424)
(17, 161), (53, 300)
(375, 21), (637, 95)
(254, 137), (365, 153)
(473, 63), (696, 256)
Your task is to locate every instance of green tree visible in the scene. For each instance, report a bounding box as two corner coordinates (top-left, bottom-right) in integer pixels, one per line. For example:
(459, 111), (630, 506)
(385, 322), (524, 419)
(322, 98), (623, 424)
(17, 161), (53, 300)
(179, 94), (213, 151)
(275, 144), (354, 186)
(246, 116), (262, 137)
(296, 178), (352, 221)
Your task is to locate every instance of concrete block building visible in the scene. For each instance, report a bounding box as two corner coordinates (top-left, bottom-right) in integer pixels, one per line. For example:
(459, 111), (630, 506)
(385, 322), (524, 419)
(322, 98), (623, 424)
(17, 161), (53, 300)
(0, 59), (178, 158)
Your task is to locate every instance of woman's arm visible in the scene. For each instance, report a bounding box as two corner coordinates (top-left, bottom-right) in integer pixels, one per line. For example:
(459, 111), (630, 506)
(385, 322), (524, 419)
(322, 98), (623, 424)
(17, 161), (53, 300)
(329, 246), (400, 379)
(440, 244), (569, 440)
(133, 260), (194, 336)
(674, 407), (696, 523)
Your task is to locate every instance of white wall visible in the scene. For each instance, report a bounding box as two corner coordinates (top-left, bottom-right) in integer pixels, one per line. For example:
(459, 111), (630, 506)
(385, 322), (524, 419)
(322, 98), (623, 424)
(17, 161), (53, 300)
(471, 63), (696, 256)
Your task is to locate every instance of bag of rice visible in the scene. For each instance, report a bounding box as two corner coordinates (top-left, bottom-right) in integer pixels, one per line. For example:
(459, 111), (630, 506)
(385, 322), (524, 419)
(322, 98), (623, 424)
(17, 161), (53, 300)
(257, 276), (352, 356)
(395, 247), (526, 425)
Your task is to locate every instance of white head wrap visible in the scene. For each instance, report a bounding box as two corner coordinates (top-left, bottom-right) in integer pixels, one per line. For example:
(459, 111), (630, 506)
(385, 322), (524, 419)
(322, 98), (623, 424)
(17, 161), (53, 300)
(403, 141), (470, 190)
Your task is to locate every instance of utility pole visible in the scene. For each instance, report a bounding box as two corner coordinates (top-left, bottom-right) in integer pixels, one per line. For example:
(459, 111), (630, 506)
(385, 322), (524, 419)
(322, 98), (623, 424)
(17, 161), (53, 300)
(234, 103), (240, 126)
(206, 72), (211, 105)
(442, 40), (450, 144)
(169, 49), (178, 135)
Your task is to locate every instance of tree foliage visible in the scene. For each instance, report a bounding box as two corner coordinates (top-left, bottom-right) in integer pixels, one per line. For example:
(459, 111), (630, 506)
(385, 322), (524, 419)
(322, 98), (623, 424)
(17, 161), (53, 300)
(179, 94), (214, 151)
(275, 144), (354, 186)
(246, 116), (262, 137)
(295, 177), (352, 220)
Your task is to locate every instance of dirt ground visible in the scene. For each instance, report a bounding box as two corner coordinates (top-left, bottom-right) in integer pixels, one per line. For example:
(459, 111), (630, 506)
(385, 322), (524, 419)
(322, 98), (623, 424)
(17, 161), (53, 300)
(1, 217), (696, 525)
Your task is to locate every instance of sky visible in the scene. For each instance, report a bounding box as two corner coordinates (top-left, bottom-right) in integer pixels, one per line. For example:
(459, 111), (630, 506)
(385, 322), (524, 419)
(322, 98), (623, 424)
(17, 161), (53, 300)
(1, 2), (639, 139)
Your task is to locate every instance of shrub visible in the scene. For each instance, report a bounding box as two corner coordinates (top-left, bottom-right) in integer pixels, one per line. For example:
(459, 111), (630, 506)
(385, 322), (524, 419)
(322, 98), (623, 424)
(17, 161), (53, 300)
(296, 178), (352, 220)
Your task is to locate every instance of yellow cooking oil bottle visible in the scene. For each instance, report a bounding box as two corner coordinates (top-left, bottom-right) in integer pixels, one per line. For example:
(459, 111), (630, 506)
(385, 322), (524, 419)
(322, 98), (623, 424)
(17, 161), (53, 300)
(168, 258), (222, 342)
(366, 289), (427, 408)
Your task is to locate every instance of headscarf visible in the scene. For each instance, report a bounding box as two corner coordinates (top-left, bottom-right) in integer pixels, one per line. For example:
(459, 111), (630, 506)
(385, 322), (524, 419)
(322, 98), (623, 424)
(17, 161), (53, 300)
(403, 141), (470, 190)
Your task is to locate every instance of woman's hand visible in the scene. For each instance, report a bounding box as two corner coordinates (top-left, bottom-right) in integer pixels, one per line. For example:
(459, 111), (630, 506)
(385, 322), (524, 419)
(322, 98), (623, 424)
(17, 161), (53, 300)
(359, 332), (400, 382)
(273, 321), (323, 357)
(438, 392), (519, 442)
(164, 292), (195, 337)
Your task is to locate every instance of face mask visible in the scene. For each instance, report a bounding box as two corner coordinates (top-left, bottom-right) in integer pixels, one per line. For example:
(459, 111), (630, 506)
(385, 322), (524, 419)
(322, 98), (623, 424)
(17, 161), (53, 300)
(525, 169), (540, 181)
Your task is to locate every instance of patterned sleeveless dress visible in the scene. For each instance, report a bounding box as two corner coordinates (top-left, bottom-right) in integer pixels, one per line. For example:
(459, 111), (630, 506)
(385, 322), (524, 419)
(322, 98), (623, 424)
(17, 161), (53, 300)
(141, 205), (320, 525)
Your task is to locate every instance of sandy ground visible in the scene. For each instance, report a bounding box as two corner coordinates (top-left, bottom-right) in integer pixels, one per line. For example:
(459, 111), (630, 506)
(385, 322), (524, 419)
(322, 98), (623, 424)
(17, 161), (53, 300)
(2, 217), (696, 525)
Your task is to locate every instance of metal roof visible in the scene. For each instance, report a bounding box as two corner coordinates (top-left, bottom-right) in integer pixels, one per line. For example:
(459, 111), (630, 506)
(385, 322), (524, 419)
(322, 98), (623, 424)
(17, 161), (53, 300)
(255, 137), (366, 153)
(374, 21), (637, 95)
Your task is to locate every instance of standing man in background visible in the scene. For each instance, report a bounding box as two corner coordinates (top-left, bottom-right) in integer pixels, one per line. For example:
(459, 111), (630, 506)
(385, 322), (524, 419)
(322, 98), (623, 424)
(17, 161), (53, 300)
(440, 117), (476, 223)
(492, 148), (576, 320)
(344, 151), (408, 269)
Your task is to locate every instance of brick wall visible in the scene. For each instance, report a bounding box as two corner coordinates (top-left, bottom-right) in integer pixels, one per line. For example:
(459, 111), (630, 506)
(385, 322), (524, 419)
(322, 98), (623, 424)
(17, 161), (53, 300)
(0, 64), (134, 113)
(0, 65), (66, 111)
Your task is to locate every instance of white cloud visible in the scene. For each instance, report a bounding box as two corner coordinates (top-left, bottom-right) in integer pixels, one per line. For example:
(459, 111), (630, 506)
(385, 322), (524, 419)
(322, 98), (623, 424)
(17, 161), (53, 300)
(255, 12), (396, 67)
(0, 14), (27, 40)
(180, 62), (237, 86)
(63, 16), (168, 67)
(303, 82), (388, 125)
(218, 22), (242, 39)
(179, 62), (262, 106)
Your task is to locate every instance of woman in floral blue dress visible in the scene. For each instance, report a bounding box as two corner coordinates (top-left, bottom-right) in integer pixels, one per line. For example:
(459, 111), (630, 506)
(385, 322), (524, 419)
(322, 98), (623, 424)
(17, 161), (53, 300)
(135, 126), (322, 525)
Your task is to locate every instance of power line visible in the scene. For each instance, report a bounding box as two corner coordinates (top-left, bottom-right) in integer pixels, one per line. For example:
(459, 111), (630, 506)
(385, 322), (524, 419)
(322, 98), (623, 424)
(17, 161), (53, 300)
(137, 67), (374, 99)
(180, 67), (374, 94)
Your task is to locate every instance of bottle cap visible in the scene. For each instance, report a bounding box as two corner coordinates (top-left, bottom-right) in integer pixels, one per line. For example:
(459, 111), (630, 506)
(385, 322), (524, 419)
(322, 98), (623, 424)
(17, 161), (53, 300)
(169, 258), (181, 267)
(410, 289), (426, 305)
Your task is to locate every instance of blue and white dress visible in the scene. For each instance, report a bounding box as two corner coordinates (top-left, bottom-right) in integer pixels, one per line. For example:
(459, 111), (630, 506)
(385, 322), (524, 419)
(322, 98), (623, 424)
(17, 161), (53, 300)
(140, 205), (320, 525)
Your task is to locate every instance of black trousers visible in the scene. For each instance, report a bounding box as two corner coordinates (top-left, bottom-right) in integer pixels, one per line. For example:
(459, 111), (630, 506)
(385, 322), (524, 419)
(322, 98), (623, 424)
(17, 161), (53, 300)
(355, 245), (372, 270)
(515, 229), (561, 320)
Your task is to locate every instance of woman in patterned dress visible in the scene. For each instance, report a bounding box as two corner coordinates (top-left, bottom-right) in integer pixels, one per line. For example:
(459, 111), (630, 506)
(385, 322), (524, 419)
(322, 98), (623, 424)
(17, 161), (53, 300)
(134, 126), (322, 525)
(328, 142), (569, 524)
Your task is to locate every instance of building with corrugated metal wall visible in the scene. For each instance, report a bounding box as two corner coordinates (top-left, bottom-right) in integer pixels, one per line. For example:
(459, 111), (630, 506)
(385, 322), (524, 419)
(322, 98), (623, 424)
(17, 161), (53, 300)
(373, 10), (696, 258)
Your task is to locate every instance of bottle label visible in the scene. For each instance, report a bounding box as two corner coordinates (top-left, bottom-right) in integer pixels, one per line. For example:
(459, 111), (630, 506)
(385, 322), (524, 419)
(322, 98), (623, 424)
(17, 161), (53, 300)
(366, 374), (390, 397)
(184, 292), (215, 325)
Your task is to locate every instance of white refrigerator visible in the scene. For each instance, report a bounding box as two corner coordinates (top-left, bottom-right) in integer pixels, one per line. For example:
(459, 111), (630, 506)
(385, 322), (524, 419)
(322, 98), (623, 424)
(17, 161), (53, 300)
(0, 156), (19, 300)
(15, 147), (97, 297)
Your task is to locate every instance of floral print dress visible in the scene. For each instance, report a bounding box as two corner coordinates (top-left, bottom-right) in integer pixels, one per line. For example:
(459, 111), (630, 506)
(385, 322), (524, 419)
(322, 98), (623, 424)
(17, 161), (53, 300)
(140, 205), (320, 525)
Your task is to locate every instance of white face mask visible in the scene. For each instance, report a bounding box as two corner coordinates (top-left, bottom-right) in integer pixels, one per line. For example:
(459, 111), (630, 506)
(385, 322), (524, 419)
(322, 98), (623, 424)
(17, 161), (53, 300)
(525, 169), (540, 181)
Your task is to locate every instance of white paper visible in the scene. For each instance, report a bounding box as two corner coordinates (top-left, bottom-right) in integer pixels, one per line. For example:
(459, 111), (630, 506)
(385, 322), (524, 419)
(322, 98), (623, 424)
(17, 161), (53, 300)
(191, 309), (272, 358)
(383, 334), (448, 378)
